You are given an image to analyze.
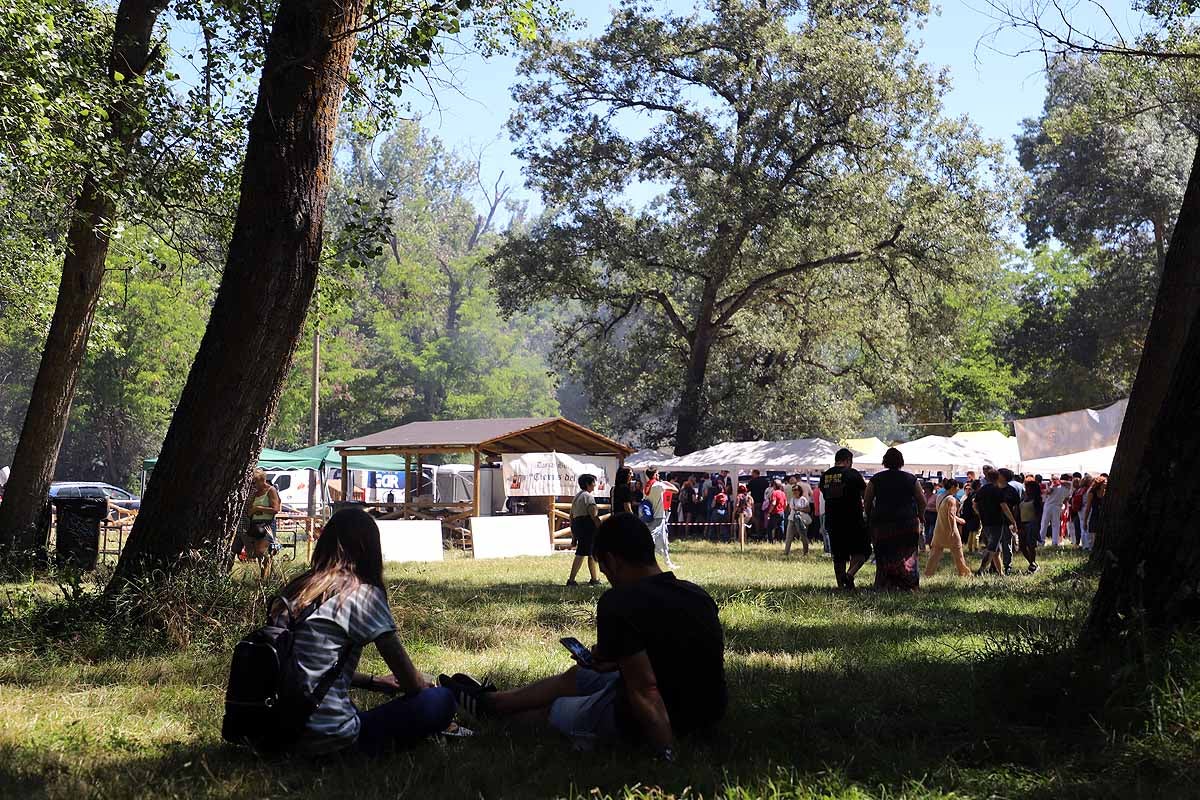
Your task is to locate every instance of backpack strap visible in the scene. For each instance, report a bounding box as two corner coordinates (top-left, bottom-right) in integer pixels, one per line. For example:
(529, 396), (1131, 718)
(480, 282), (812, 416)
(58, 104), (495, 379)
(311, 644), (351, 707)
(271, 593), (352, 708)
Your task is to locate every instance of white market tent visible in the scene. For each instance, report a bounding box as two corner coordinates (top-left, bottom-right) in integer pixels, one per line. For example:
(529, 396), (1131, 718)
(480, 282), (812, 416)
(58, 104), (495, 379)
(842, 436), (888, 467)
(625, 449), (674, 469)
(950, 430), (1020, 469)
(894, 435), (991, 474)
(660, 438), (841, 472)
(1020, 445), (1115, 476)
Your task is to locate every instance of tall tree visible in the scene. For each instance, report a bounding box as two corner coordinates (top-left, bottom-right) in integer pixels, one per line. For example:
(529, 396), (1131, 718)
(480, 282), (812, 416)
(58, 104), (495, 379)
(112, 0), (382, 578)
(0, 0), (168, 554)
(265, 121), (561, 447)
(1017, 54), (1192, 274)
(992, 0), (1200, 636)
(488, 0), (1008, 454)
(112, 1), (557, 580)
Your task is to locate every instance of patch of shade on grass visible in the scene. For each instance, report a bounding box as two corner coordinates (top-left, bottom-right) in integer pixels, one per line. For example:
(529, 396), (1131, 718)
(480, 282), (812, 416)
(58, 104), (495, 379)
(1, 543), (1190, 799)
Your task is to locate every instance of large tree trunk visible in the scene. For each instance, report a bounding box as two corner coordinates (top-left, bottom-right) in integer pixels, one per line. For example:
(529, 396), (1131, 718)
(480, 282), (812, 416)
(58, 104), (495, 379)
(110, 0), (366, 582)
(0, 0), (165, 557)
(1084, 142), (1200, 639)
(673, 292), (717, 456)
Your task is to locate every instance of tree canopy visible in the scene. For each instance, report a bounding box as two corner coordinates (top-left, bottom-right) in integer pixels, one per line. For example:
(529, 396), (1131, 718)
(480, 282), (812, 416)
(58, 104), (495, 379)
(489, 0), (1010, 453)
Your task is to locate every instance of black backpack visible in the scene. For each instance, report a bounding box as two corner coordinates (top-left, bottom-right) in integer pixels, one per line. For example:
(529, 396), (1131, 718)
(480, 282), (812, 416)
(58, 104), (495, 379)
(221, 596), (348, 753)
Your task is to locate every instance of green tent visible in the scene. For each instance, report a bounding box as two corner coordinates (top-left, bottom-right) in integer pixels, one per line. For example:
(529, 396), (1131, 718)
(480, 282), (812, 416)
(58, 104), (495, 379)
(285, 440), (407, 473)
(141, 448), (312, 472)
(140, 443), (407, 475)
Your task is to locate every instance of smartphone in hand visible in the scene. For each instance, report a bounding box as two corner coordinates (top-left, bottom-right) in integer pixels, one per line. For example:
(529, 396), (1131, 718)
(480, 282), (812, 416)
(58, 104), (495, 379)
(560, 636), (595, 668)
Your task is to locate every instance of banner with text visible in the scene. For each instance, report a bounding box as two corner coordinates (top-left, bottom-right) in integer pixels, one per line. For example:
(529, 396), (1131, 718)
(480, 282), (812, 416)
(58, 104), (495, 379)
(501, 452), (618, 498)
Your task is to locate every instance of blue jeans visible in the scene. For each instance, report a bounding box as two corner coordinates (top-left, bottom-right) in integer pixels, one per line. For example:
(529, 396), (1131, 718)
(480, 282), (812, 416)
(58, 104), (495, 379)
(355, 686), (456, 755)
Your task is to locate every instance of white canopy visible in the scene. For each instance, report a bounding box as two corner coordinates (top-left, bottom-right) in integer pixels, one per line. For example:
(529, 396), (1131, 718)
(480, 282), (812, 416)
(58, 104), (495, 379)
(842, 437), (888, 465)
(661, 438), (841, 472)
(895, 435), (991, 474)
(950, 430), (1020, 469)
(1020, 446), (1115, 476)
(625, 449), (674, 469)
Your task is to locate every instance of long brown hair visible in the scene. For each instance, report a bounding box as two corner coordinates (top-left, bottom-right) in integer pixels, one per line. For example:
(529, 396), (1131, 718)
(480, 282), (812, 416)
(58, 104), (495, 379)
(282, 508), (385, 610)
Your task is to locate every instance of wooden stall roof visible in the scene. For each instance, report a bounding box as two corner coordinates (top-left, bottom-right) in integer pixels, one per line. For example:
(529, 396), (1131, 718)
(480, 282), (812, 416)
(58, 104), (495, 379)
(335, 417), (633, 457)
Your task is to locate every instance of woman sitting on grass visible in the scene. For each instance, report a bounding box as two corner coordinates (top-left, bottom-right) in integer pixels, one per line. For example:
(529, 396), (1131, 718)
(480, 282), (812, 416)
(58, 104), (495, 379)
(277, 507), (456, 755)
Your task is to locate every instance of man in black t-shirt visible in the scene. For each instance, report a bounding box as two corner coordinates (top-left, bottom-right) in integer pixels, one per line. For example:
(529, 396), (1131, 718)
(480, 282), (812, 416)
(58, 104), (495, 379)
(442, 513), (726, 759)
(973, 468), (1020, 576)
(819, 448), (870, 589)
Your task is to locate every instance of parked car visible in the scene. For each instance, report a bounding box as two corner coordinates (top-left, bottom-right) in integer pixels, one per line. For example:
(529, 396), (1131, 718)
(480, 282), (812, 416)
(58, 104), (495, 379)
(49, 482), (141, 520)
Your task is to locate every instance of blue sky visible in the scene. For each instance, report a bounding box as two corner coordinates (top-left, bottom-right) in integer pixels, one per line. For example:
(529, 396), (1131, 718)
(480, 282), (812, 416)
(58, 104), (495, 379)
(394, 0), (1147, 214)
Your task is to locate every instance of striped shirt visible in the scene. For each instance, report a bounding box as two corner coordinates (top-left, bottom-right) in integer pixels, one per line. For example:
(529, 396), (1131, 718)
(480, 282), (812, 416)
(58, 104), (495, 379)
(284, 583), (397, 753)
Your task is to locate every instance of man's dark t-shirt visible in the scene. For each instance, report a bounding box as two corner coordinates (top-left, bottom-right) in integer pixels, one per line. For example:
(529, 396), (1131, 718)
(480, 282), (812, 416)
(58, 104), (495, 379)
(596, 571), (727, 736)
(819, 466), (866, 530)
(1002, 484), (1021, 520)
(747, 476), (770, 505)
(974, 482), (1014, 527)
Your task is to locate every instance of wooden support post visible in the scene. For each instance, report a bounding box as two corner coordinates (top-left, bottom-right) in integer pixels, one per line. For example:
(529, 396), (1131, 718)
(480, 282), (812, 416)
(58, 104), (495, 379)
(548, 495), (555, 549)
(404, 455), (411, 508)
(340, 451), (349, 503)
(472, 450), (481, 519)
(416, 456), (423, 501)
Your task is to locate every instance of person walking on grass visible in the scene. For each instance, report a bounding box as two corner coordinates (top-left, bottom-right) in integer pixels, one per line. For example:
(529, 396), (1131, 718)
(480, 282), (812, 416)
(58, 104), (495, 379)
(567, 474), (603, 587)
(922, 481), (939, 551)
(924, 478), (972, 578)
(961, 479), (982, 553)
(644, 467), (678, 569)
(783, 482), (812, 556)
(819, 448), (870, 590)
(274, 508), (458, 755)
(747, 469), (770, 540)
(244, 468), (281, 580)
(1042, 474), (1072, 547)
(610, 466), (634, 515)
(1017, 476), (1042, 573)
(864, 448), (926, 591)
(973, 468), (1020, 577)
(766, 479), (788, 544)
(440, 513), (726, 759)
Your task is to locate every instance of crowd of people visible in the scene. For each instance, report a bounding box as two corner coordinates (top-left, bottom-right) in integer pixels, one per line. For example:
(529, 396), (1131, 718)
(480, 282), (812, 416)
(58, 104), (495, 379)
(583, 449), (1109, 591)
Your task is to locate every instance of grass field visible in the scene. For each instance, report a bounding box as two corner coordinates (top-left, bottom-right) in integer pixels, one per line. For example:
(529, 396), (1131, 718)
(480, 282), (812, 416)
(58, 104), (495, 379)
(0, 542), (1192, 799)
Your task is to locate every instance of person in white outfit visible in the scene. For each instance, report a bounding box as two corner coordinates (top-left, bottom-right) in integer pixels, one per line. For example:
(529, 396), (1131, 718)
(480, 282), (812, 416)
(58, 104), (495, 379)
(1041, 475), (1072, 547)
(644, 466), (678, 569)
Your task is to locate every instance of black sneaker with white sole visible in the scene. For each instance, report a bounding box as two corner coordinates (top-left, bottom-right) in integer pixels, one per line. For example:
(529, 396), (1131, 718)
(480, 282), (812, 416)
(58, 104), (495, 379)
(438, 673), (497, 720)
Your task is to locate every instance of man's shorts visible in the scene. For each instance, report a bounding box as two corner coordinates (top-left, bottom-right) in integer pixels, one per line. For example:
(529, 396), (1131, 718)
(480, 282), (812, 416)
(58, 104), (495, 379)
(983, 524), (1007, 552)
(548, 668), (621, 748)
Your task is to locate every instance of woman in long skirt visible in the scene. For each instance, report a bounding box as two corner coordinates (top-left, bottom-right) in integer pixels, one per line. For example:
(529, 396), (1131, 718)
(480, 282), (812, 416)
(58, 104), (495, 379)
(863, 448), (927, 591)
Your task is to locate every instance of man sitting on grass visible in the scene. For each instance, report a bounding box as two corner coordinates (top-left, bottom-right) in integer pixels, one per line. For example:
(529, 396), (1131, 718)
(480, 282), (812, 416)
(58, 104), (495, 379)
(440, 512), (727, 759)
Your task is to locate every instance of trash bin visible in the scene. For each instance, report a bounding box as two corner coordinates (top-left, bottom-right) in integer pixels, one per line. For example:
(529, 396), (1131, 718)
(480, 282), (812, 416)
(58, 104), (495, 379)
(53, 496), (107, 570)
